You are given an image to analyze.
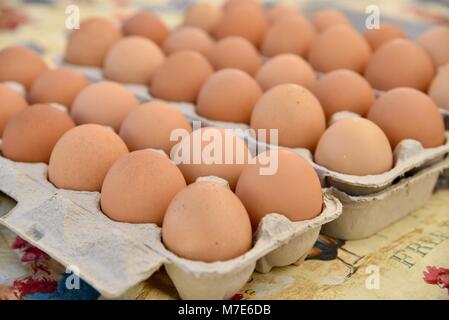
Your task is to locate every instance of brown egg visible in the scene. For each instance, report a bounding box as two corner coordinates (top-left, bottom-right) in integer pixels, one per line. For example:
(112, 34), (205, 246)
(236, 149), (322, 229)
(122, 11), (169, 46)
(429, 62), (449, 109)
(363, 22), (406, 51)
(250, 84), (326, 150)
(2, 104), (75, 163)
(261, 15), (316, 58)
(196, 69), (263, 123)
(150, 50), (214, 103)
(207, 36), (261, 75)
(65, 17), (122, 67)
(367, 87), (445, 148)
(315, 118), (393, 175)
(119, 101), (192, 154)
(214, 2), (268, 48)
(29, 68), (90, 109)
(183, 3), (223, 34)
(416, 27), (449, 68)
(171, 127), (251, 190)
(0, 46), (48, 90)
(162, 180), (252, 262)
(311, 9), (351, 32)
(101, 149), (186, 225)
(163, 26), (214, 56)
(364, 39), (434, 91)
(0, 84), (28, 136)
(48, 124), (128, 191)
(223, 0), (261, 10)
(308, 25), (371, 73)
(266, 3), (302, 24)
(312, 69), (375, 119)
(71, 81), (139, 131)
(103, 36), (165, 85)
(255, 54), (316, 91)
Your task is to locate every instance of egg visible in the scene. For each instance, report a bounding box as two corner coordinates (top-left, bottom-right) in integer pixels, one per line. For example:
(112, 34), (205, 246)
(223, 0), (261, 10)
(312, 69), (375, 119)
(308, 25), (371, 73)
(29, 68), (90, 109)
(48, 124), (128, 191)
(250, 84), (326, 150)
(65, 17), (122, 67)
(367, 87), (445, 148)
(183, 3), (222, 34)
(429, 62), (449, 109)
(103, 36), (165, 85)
(416, 27), (449, 68)
(150, 50), (214, 103)
(2, 104), (75, 163)
(0, 84), (28, 136)
(235, 149), (322, 229)
(163, 27), (214, 56)
(171, 127), (251, 190)
(196, 69), (262, 123)
(363, 22), (406, 51)
(207, 36), (261, 76)
(261, 15), (316, 58)
(101, 149), (186, 225)
(71, 81), (139, 131)
(0, 46), (48, 89)
(119, 101), (192, 154)
(364, 39), (434, 91)
(255, 54), (316, 91)
(315, 118), (393, 175)
(266, 3), (303, 24)
(122, 11), (169, 46)
(162, 180), (252, 262)
(214, 2), (268, 48)
(311, 9), (351, 32)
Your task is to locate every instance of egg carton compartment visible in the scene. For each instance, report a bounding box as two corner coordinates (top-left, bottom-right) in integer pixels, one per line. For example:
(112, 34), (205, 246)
(321, 156), (449, 240)
(0, 155), (342, 299)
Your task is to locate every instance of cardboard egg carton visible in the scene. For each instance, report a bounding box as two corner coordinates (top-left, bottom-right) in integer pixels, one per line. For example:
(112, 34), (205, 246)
(0, 155), (342, 299)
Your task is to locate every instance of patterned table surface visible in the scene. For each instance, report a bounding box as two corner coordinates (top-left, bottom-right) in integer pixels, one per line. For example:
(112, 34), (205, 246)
(0, 0), (448, 300)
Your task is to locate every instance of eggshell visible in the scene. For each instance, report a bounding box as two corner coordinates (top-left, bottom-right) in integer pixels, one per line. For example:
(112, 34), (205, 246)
(311, 9), (351, 32)
(119, 101), (192, 154)
(235, 149), (323, 229)
(183, 3), (223, 34)
(312, 69), (375, 119)
(314, 118), (393, 175)
(266, 3), (303, 24)
(150, 50), (214, 103)
(261, 15), (316, 57)
(214, 2), (268, 48)
(308, 25), (371, 73)
(367, 87), (445, 148)
(0, 84), (28, 136)
(250, 84), (326, 150)
(122, 11), (169, 46)
(71, 81), (139, 131)
(163, 27), (214, 56)
(416, 27), (449, 68)
(103, 36), (165, 85)
(255, 54), (316, 91)
(428, 62), (449, 109)
(162, 180), (252, 262)
(0, 46), (48, 89)
(223, 0), (261, 10)
(48, 124), (128, 191)
(196, 69), (262, 123)
(364, 39), (434, 91)
(207, 36), (261, 76)
(171, 127), (251, 190)
(101, 149), (186, 225)
(2, 104), (75, 163)
(363, 22), (406, 51)
(65, 17), (122, 67)
(29, 68), (90, 109)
